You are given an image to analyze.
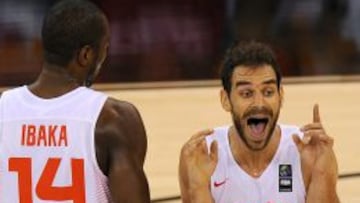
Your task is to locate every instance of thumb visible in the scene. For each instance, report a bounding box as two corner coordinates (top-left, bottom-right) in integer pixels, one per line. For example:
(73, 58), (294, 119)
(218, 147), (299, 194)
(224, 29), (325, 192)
(292, 134), (303, 151)
(209, 140), (218, 163)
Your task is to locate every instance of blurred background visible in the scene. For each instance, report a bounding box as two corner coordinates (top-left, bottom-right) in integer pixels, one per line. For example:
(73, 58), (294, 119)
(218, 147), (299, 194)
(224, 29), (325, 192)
(1, 1), (360, 202)
(0, 0), (359, 86)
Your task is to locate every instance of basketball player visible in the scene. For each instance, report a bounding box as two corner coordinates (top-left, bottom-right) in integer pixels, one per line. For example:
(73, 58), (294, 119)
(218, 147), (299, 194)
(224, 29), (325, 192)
(179, 41), (339, 203)
(0, 0), (150, 202)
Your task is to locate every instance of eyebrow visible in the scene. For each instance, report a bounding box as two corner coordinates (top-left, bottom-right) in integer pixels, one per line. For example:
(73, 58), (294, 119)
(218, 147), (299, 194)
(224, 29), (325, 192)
(235, 78), (277, 88)
(263, 79), (277, 85)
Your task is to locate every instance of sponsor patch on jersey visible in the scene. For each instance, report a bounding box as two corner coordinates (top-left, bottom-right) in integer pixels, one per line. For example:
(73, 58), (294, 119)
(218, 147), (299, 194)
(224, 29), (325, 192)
(279, 164), (292, 192)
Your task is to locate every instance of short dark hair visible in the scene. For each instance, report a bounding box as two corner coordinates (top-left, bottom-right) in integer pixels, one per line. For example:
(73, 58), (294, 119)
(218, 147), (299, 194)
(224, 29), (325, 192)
(220, 40), (282, 94)
(42, 0), (106, 66)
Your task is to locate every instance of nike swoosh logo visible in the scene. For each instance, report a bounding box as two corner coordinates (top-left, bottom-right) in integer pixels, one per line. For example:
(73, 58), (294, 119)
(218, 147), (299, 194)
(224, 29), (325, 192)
(214, 179), (227, 187)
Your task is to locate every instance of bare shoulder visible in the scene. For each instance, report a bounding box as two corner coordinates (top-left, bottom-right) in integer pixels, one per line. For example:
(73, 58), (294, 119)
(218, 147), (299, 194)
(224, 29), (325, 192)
(95, 98), (151, 202)
(100, 97), (143, 124)
(99, 97), (147, 154)
(95, 97), (147, 174)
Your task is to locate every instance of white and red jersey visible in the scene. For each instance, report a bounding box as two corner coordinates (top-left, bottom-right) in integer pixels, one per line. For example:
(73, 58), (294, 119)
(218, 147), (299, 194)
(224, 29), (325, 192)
(206, 125), (306, 203)
(0, 86), (111, 203)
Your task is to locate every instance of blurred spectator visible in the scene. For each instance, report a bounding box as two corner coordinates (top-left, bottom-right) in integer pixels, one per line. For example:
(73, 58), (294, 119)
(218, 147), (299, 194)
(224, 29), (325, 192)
(270, 0), (359, 75)
(0, 0), (359, 86)
(0, 0), (50, 85)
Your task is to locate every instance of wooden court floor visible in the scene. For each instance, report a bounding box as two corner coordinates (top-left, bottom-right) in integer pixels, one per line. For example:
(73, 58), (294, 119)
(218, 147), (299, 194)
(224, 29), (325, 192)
(103, 81), (360, 203)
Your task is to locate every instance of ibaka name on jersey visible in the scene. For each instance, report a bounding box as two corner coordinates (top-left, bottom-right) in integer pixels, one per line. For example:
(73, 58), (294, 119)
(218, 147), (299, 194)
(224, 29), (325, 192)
(21, 124), (68, 147)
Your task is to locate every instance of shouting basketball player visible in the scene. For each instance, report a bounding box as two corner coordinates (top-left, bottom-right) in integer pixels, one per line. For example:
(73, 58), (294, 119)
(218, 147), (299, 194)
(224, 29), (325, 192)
(0, 0), (150, 202)
(179, 41), (339, 203)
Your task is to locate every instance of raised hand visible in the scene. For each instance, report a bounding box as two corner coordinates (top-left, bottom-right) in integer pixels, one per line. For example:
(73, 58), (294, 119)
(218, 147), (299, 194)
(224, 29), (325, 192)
(292, 104), (339, 202)
(306, 104), (337, 179)
(179, 129), (218, 191)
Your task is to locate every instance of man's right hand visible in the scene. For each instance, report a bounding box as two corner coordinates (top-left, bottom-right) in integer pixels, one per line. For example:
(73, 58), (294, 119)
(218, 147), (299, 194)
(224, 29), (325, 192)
(179, 129), (218, 202)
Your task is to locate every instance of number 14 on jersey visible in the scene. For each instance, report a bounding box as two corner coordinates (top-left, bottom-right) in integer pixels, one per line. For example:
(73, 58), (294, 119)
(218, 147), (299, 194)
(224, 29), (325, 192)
(9, 157), (85, 203)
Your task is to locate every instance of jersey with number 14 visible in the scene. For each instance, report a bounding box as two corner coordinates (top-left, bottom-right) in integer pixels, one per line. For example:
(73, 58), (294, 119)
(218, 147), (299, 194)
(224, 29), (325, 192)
(0, 86), (111, 203)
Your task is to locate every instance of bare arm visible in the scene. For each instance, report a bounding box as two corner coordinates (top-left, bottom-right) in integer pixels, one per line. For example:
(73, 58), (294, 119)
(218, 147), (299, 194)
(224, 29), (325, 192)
(96, 98), (150, 203)
(305, 144), (340, 203)
(179, 152), (214, 203)
(306, 171), (340, 203)
(179, 182), (214, 203)
(178, 129), (217, 203)
(108, 142), (150, 203)
(293, 105), (340, 203)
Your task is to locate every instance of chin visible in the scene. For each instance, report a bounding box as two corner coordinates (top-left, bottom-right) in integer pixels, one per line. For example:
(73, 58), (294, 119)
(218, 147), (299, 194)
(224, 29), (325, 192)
(245, 137), (268, 151)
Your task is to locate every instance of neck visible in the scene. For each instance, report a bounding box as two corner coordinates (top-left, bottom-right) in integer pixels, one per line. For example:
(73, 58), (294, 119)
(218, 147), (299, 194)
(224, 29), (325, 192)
(28, 63), (82, 99)
(229, 125), (281, 177)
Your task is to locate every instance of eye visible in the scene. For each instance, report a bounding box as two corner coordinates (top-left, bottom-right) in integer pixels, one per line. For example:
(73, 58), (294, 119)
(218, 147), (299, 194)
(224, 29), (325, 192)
(263, 88), (275, 97)
(240, 90), (253, 98)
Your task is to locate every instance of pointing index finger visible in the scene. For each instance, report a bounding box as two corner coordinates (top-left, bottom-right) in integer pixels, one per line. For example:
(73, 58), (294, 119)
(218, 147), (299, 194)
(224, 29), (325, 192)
(313, 104), (321, 123)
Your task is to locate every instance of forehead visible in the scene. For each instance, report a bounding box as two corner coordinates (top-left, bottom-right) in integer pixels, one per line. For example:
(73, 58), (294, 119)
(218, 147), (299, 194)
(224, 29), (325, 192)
(231, 65), (277, 85)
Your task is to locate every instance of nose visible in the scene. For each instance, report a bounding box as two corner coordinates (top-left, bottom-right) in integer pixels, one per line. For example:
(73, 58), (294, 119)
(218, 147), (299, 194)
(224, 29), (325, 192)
(253, 91), (265, 107)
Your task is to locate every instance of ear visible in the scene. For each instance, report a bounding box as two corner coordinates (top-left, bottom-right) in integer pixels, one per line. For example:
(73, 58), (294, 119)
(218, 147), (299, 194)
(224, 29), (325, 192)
(279, 85), (284, 108)
(77, 45), (95, 67)
(220, 89), (232, 112)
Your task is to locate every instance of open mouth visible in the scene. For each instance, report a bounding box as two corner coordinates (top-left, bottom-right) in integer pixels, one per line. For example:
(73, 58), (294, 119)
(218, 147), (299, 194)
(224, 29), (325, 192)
(247, 117), (269, 138)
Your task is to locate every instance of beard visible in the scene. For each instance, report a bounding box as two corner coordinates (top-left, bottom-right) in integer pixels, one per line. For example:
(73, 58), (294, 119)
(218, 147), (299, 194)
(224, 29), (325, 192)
(232, 105), (280, 151)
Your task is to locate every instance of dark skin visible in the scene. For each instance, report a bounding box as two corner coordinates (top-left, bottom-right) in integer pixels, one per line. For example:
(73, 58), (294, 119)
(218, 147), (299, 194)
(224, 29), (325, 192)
(96, 98), (150, 202)
(25, 15), (150, 203)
